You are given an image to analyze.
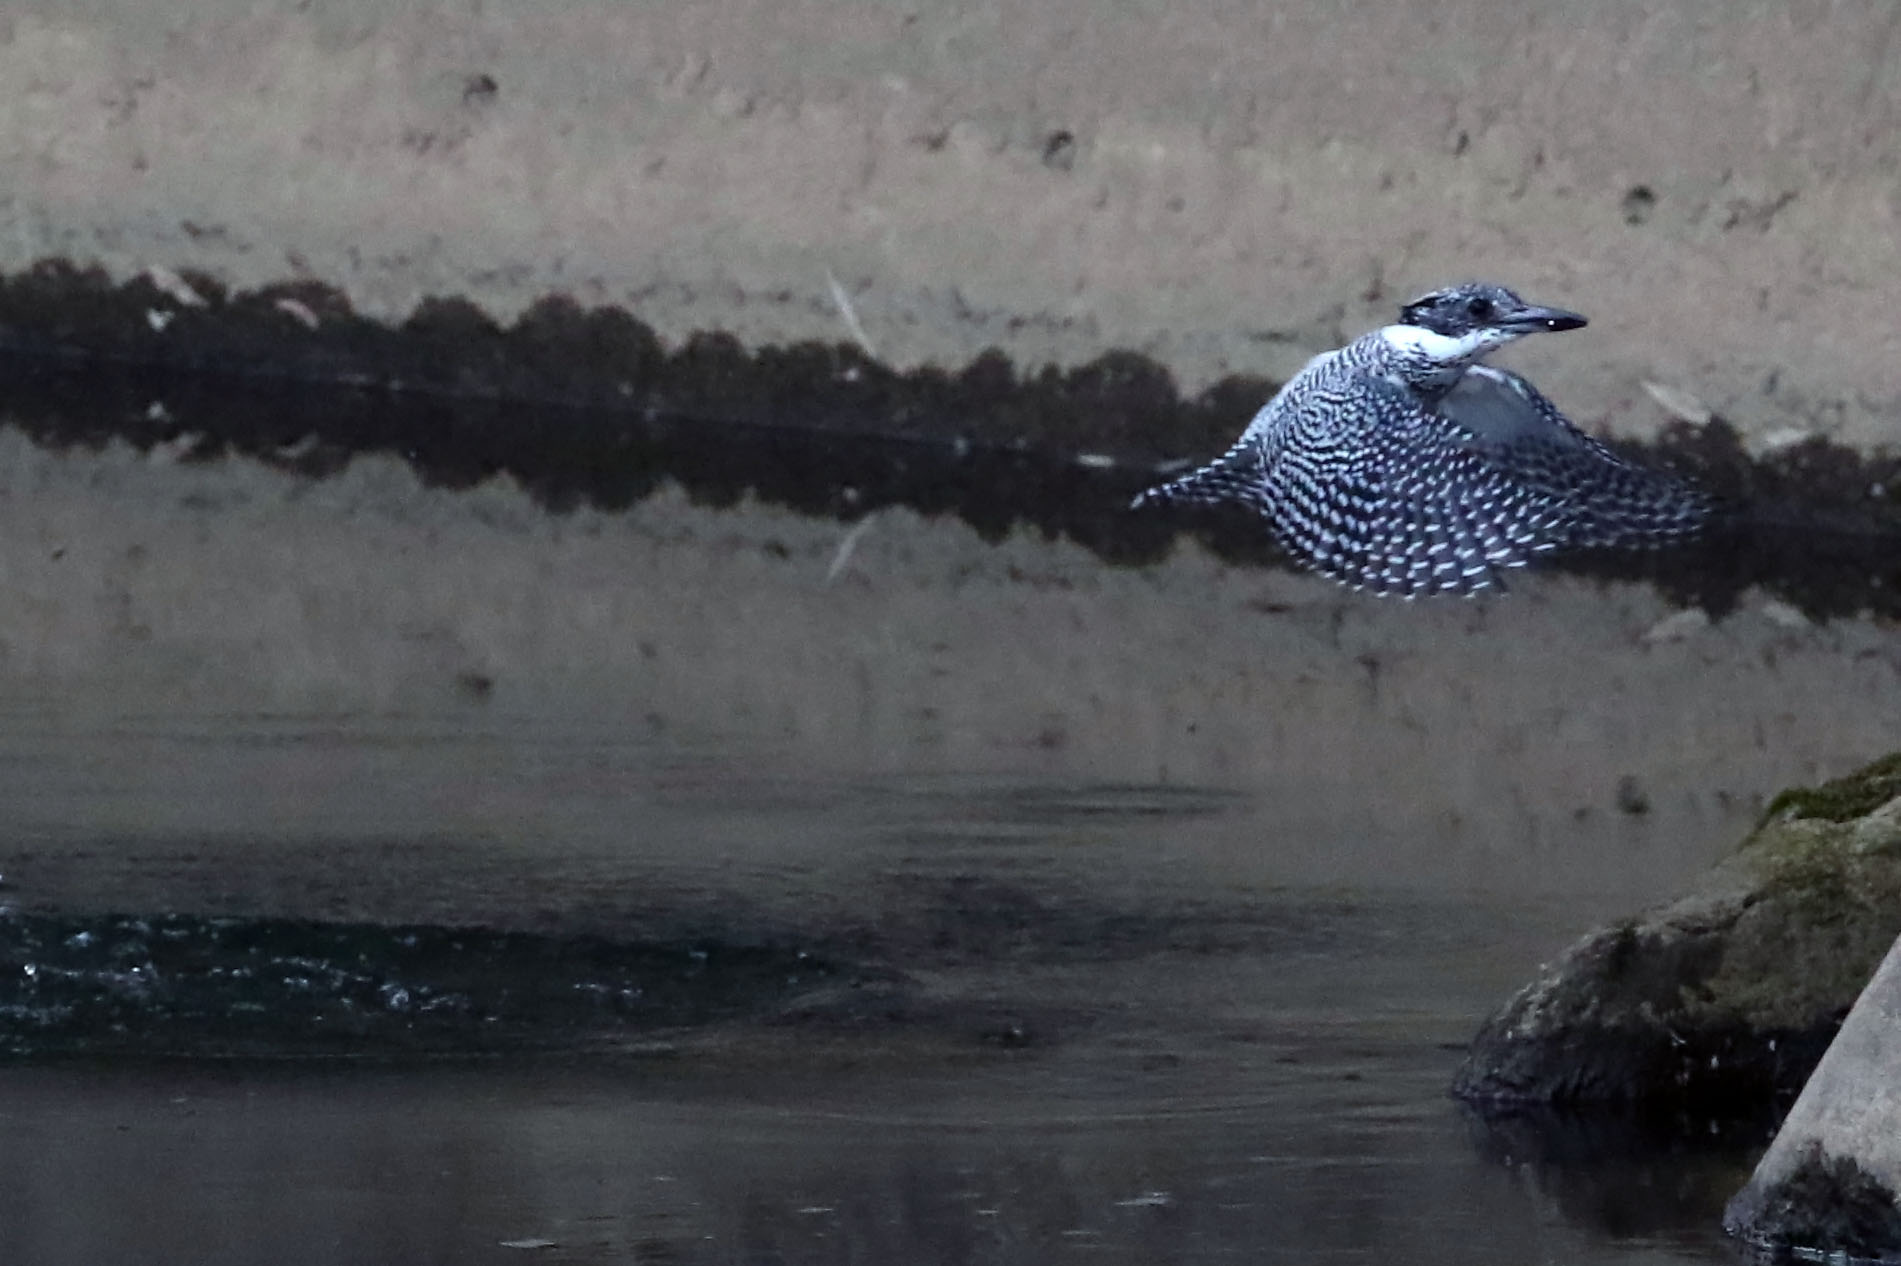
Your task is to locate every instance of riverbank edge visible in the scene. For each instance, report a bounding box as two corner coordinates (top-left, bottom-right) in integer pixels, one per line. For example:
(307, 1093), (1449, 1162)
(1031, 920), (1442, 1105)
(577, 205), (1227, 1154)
(5, 258), (1900, 619)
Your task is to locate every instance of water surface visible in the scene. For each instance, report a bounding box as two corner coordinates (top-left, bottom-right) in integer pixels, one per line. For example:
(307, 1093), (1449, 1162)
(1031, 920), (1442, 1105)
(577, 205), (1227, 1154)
(3, 428), (1887, 1263)
(0, 720), (1764, 1265)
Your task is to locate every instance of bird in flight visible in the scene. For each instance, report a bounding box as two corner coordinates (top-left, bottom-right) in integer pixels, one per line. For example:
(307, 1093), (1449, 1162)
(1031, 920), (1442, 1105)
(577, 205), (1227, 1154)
(1131, 282), (1708, 596)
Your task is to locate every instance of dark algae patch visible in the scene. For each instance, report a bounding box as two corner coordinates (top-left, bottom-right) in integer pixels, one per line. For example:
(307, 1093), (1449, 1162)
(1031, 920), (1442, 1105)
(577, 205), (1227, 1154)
(0, 908), (837, 1059)
(3, 258), (1901, 614)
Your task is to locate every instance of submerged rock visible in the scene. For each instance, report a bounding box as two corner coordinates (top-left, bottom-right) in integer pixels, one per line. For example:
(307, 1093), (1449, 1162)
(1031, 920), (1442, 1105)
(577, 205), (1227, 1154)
(1454, 752), (1901, 1107)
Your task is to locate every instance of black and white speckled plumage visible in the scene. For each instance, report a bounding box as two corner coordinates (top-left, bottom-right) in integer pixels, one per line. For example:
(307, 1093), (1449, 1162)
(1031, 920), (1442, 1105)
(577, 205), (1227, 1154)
(1132, 283), (1708, 597)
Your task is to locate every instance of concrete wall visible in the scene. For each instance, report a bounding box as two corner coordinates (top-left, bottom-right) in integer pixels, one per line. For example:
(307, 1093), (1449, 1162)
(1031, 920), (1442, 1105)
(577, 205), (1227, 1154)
(1726, 930), (1901, 1257)
(4, 1), (1900, 449)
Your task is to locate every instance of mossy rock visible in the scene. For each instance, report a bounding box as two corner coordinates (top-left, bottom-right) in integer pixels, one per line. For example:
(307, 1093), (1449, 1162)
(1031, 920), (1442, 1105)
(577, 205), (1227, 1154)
(1697, 793), (1901, 1032)
(1759, 752), (1901, 827)
(1455, 751), (1901, 1107)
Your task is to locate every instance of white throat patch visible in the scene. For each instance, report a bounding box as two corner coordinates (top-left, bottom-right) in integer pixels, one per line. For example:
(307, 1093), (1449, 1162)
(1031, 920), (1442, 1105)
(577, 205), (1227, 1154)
(1378, 324), (1508, 365)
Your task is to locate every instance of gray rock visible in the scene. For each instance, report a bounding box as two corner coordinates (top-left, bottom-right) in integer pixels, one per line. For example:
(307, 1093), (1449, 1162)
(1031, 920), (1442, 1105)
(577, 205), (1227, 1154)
(1455, 752), (1901, 1107)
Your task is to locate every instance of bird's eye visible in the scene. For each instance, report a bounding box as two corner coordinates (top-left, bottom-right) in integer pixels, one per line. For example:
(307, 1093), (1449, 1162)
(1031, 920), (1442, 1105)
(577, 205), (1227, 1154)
(1466, 296), (1494, 319)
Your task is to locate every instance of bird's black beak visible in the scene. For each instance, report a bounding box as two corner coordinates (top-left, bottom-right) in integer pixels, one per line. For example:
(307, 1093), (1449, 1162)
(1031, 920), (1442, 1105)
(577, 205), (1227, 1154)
(1504, 304), (1588, 333)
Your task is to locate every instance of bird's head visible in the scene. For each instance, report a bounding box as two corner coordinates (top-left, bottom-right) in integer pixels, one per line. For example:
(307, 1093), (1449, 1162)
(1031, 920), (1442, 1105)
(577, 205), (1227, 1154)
(1382, 282), (1587, 374)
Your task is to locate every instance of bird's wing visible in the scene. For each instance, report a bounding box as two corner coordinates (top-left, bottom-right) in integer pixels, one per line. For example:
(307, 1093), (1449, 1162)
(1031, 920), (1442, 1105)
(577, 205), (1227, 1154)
(1276, 372), (1572, 595)
(1440, 366), (1709, 548)
(1130, 372), (1563, 596)
(1128, 364), (1708, 598)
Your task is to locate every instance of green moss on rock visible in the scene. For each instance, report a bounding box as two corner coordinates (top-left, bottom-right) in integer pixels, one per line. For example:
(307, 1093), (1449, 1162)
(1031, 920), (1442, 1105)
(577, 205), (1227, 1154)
(1759, 751), (1901, 827)
(1690, 782), (1901, 1032)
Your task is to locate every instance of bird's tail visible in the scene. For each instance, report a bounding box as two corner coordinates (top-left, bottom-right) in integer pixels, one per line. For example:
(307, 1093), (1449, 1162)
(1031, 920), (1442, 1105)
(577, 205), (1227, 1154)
(1130, 446), (1268, 513)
